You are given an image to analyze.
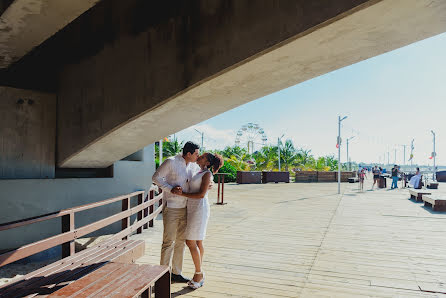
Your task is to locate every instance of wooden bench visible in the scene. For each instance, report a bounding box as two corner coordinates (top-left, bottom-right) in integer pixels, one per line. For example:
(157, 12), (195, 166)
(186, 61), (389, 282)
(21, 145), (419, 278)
(348, 177), (359, 183)
(48, 262), (170, 298)
(422, 195), (446, 211)
(427, 182), (439, 189)
(0, 188), (166, 297)
(409, 189), (431, 202)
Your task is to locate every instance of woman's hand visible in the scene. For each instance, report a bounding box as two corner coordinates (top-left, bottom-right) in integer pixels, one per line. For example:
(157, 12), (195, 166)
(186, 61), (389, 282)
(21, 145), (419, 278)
(171, 186), (183, 195)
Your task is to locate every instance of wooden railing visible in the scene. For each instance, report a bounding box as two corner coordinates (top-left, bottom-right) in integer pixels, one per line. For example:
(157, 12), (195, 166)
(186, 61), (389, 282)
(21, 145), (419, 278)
(0, 186), (163, 267)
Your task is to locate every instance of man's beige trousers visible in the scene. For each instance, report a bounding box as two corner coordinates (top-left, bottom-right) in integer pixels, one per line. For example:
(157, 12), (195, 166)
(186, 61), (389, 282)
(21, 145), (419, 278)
(160, 207), (187, 275)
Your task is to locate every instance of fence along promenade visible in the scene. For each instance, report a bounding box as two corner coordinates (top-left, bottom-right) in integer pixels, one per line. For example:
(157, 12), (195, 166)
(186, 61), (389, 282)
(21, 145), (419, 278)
(0, 186), (168, 297)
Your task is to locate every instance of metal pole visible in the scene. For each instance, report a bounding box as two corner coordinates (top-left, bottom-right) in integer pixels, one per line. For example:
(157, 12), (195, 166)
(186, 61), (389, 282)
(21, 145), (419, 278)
(159, 139), (163, 163)
(201, 132), (204, 151)
(387, 152), (389, 166)
(278, 137), (281, 171)
(394, 148), (397, 164)
(346, 138), (349, 171)
(403, 145), (406, 168)
(338, 116), (341, 194)
(432, 130), (436, 181)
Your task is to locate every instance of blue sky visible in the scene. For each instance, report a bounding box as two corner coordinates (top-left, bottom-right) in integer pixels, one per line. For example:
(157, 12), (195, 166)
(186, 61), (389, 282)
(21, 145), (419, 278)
(174, 32), (446, 166)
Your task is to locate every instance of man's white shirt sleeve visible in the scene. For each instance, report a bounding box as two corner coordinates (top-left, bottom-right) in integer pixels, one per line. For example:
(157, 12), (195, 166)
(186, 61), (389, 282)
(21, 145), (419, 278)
(152, 159), (174, 192)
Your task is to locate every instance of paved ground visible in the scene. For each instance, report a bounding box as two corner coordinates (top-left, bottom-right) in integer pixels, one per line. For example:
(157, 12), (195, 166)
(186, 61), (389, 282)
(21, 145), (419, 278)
(133, 178), (446, 297)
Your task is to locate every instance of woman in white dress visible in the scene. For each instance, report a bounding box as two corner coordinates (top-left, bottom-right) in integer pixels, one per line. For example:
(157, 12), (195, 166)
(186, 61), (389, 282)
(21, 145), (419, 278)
(179, 153), (223, 289)
(409, 167), (422, 189)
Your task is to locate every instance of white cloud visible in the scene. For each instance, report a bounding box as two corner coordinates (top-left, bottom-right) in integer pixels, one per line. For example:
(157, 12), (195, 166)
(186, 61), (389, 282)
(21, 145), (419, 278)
(173, 124), (236, 150)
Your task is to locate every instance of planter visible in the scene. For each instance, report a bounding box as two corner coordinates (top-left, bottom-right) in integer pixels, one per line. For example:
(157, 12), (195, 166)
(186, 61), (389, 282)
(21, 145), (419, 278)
(262, 171), (289, 183)
(236, 171), (261, 184)
(295, 171), (317, 183)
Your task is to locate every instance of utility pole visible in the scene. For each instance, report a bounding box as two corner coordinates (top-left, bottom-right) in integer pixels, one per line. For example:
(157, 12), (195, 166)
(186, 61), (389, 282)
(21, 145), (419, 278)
(278, 134), (284, 171)
(394, 148), (397, 164)
(387, 151), (390, 166)
(431, 130), (436, 181)
(338, 116), (347, 194)
(346, 136), (355, 171)
(400, 144), (407, 170)
(159, 139), (163, 163)
(194, 129), (204, 151)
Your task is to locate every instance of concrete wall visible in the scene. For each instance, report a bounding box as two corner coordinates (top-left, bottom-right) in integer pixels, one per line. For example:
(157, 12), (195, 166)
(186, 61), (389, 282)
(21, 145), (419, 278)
(0, 144), (155, 256)
(0, 86), (56, 178)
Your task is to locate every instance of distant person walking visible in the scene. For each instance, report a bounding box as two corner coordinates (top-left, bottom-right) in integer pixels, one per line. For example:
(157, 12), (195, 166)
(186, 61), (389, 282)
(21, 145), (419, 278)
(391, 165), (399, 189)
(359, 168), (366, 191)
(372, 166), (380, 189)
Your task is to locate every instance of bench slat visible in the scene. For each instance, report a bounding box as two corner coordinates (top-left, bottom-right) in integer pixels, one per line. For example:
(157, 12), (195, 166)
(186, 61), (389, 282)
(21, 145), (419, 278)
(47, 263), (170, 298)
(0, 239), (128, 295)
(49, 263), (139, 298)
(0, 240), (144, 297)
(108, 266), (169, 298)
(43, 263), (123, 297)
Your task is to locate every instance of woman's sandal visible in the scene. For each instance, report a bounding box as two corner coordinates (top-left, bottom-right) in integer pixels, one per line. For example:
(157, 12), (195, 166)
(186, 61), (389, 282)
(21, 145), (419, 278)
(188, 272), (205, 289)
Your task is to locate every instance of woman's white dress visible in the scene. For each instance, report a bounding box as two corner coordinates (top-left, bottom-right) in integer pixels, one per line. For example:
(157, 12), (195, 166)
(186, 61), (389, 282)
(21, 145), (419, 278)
(186, 170), (211, 240)
(409, 173), (421, 188)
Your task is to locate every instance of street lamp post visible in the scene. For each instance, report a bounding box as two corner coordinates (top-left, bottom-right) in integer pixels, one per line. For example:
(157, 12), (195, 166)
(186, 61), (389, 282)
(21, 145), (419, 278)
(346, 136), (355, 171)
(431, 130), (436, 181)
(400, 144), (407, 171)
(194, 129), (204, 151)
(278, 134), (284, 171)
(159, 139), (163, 163)
(338, 116), (347, 194)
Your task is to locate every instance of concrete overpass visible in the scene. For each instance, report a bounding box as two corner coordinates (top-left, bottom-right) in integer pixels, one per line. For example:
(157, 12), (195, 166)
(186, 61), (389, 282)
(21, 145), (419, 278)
(1, 0), (445, 170)
(1, 0), (446, 252)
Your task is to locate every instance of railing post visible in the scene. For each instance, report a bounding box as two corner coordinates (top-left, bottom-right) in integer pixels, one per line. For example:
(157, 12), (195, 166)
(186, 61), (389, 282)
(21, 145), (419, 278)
(159, 188), (163, 209)
(217, 175), (221, 203)
(137, 193), (143, 234)
(143, 193), (149, 230)
(61, 212), (75, 258)
(222, 174), (225, 204)
(149, 190), (154, 227)
(121, 197), (130, 240)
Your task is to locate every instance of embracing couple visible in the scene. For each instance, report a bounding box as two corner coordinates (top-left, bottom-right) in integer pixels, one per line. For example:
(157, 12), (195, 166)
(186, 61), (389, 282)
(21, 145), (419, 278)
(152, 141), (223, 289)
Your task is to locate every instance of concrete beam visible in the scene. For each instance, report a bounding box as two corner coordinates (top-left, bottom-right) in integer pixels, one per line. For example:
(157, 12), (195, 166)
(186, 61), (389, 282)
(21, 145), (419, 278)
(57, 0), (446, 168)
(0, 0), (100, 68)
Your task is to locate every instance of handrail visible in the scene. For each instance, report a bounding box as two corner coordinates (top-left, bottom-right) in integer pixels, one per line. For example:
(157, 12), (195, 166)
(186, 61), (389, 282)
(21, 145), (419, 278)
(0, 191), (145, 231)
(0, 187), (163, 267)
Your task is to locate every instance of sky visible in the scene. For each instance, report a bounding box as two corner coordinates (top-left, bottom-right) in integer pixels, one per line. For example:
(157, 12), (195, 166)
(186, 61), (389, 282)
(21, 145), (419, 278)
(172, 32), (446, 166)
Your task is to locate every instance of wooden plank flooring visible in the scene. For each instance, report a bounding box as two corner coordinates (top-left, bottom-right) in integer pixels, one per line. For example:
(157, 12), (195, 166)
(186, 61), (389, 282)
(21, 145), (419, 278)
(133, 179), (446, 297)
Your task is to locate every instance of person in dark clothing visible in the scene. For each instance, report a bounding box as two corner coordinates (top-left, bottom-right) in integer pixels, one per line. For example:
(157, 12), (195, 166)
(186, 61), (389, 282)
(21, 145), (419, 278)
(372, 166), (380, 189)
(391, 165), (399, 189)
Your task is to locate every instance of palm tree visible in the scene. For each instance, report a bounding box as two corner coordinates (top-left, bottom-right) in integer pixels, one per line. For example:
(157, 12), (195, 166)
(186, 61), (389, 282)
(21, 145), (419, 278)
(294, 149), (314, 170)
(155, 138), (184, 161)
(279, 139), (297, 171)
(252, 146), (278, 171)
(220, 146), (247, 159)
(163, 138), (183, 157)
(325, 155), (338, 171)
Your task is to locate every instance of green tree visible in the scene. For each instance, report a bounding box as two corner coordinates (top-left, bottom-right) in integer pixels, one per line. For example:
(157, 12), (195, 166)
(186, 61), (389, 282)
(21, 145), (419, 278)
(325, 155), (338, 171)
(215, 162), (237, 182)
(155, 138), (184, 161)
(294, 149), (314, 170)
(252, 145), (277, 171)
(279, 139), (297, 171)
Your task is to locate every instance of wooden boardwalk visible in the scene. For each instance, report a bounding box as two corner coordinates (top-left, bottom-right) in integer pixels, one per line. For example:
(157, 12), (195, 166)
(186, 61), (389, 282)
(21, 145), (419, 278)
(133, 179), (446, 297)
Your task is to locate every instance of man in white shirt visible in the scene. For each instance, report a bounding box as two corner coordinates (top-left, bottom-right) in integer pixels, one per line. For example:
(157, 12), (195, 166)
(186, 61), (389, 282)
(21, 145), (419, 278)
(152, 141), (200, 283)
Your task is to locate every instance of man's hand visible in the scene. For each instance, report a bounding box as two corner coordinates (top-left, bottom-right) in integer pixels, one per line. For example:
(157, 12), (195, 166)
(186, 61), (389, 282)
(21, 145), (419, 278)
(171, 186), (182, 195)
(208, 180), (214, 190)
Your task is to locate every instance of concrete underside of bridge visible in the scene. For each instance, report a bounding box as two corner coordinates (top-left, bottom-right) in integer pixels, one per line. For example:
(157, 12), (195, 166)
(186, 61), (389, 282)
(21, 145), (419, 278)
(1, 0), (445, 170)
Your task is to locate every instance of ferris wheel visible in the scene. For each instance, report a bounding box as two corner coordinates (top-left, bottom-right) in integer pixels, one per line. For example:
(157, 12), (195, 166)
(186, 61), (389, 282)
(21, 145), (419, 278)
(235, 123), (268, 154)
